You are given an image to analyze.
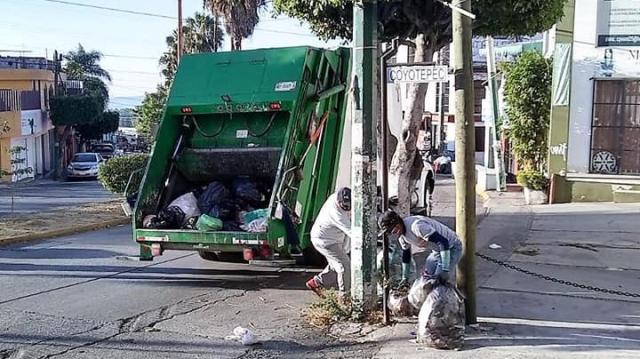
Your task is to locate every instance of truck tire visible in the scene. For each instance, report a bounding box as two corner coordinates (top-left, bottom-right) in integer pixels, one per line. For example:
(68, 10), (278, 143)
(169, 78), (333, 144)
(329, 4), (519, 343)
(301, 245), (327, 268)
(198, 251), (219, 261)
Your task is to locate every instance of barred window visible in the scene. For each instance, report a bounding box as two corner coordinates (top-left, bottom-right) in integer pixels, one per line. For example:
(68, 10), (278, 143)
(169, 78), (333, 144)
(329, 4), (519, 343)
(590, 80), (640, 175)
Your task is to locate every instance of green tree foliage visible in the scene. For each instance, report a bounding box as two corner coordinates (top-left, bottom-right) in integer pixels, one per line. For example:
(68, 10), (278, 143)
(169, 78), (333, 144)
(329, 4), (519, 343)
(98, 153), (150, 195)
(49, 95), (104, 127)
(75, 111), (121, 142)
(63, 43), (112, 104)
(502, 51), (553, 171)
(159, 12), (224, 87)
(204, 0), (267, 50)
(133, 86), (168, 139)
(273, 0), (566, 43)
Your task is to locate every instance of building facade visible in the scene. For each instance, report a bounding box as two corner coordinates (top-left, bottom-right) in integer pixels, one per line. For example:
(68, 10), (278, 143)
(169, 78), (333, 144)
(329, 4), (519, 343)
(0, 56), (56, 182)
(548, 0), (640, 202)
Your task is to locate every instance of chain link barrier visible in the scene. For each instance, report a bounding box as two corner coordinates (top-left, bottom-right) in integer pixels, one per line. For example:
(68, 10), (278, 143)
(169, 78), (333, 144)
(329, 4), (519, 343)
(475, 252), (640, 299)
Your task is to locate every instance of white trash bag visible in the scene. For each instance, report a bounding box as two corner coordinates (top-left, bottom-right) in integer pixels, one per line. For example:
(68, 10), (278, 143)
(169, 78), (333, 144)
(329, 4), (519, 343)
(417, 283), (466, 350)
(168, 192), (201, 225)
(408, 276), (435, 311)
(224, 326), (259, 346)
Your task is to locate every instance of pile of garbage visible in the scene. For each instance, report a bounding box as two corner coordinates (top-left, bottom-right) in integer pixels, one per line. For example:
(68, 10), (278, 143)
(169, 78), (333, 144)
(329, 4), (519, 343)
(142, 177), (273, 233)
(388, 276), (466, 350)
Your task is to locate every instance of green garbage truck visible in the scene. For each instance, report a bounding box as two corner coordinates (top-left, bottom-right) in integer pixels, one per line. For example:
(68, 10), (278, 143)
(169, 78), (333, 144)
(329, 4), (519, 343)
(132, 46), (353, 265)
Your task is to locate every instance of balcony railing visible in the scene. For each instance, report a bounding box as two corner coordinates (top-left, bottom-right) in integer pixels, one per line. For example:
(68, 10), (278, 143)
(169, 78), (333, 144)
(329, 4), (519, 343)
(0, 89), (20, 112)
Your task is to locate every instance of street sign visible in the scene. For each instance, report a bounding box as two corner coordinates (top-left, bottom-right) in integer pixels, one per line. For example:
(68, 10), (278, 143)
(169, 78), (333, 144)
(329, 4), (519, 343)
(386, 64), (448, 83)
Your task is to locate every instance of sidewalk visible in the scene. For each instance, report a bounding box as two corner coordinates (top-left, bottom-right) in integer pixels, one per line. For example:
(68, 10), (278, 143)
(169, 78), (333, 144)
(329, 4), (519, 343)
(370, 193), (640, 358)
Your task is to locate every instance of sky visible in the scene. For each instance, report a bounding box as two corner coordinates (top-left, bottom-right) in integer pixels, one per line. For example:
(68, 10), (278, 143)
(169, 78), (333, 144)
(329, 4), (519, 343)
(0, 0), (343, 107)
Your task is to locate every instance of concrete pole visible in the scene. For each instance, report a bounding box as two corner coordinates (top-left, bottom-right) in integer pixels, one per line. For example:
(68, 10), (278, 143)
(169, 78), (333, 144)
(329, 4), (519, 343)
(486, 36), (507, 191)
(350, 0), (378, 317)
(177, 0), (184, 64)
(452, 0), (477, 324)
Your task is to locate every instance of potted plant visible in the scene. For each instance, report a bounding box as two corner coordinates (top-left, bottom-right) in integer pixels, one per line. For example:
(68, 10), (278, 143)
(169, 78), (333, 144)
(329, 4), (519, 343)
(517, 169), (549, 205)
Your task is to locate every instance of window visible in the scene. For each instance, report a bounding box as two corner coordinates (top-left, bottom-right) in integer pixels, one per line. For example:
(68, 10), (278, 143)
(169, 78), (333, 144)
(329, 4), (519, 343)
(590, 80), (640, 175)
(473, 80), (486, 115)
(435, 82), (450, 114)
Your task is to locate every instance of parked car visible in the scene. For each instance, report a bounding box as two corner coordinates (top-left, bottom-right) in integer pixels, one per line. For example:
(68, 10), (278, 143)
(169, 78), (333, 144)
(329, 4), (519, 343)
(91, 143), (116, 160)
(66, 152), (105, 180)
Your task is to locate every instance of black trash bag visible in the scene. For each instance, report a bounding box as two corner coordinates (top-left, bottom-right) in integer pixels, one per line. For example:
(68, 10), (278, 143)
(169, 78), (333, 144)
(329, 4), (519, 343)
(208, 204), (233, 220)
(224, 197), (251, 212)
(198, 181), (230, 213)
(222, 221), (246, 232)
(231, 178), (265, 204)
(158, 206), (186, 229)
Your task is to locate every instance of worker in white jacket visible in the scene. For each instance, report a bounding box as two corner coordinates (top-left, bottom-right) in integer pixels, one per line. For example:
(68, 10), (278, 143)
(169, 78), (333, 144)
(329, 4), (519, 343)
(306, 187), (352, 299)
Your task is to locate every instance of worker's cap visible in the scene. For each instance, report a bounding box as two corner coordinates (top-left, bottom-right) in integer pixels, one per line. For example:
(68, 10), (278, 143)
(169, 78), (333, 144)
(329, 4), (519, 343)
(378, 209), (402, 236)
(337, 187), (351, 211)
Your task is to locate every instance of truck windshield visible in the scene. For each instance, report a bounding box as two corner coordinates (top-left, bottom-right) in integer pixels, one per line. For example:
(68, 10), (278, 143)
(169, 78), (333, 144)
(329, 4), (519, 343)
(73, 154), (97, 163)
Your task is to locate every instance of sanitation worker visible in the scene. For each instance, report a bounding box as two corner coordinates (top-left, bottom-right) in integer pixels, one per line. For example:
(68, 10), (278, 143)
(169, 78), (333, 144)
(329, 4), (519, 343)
(305, 187), (352, 300)
(378, 209), (463, 286)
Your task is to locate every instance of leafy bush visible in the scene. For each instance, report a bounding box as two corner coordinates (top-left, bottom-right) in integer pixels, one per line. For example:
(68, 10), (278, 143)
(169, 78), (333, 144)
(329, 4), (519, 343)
(98, 153), (149, 195)
(517, 169), (548, 191)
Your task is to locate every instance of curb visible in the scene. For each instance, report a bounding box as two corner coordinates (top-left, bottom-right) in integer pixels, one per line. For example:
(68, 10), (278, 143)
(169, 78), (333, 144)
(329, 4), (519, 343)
(0, 217), (131, 247)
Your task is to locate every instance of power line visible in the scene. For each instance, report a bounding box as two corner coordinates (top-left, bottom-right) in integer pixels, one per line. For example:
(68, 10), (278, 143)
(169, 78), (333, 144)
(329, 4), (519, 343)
(26, 0), (289, 24)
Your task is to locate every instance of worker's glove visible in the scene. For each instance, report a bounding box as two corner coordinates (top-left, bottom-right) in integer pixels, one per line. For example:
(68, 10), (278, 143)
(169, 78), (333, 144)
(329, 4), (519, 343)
(401, 263), (411, 281)
(437, 271), (450, 284)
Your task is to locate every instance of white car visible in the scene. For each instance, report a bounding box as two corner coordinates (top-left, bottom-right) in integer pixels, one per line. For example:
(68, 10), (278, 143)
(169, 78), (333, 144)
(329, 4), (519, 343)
(67, 152), (105, 180)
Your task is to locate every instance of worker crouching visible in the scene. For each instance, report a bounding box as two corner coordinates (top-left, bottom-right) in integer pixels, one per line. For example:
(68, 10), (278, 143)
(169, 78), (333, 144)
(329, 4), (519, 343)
(305, 187), (352, 301)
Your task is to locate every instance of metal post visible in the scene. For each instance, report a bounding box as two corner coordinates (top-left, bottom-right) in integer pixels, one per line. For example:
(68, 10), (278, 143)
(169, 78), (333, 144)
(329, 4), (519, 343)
(486, 36), (506, 191)
(437, 49), (446, 151)
(379, 38), (400, 325)
(177, 0), (184, 63)
(350, 0), (378, 317)
(452, 0), (477, 324)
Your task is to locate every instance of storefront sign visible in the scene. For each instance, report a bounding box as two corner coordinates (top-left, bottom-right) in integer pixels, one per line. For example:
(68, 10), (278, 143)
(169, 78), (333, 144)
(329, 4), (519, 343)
(596, 0), (640, 47)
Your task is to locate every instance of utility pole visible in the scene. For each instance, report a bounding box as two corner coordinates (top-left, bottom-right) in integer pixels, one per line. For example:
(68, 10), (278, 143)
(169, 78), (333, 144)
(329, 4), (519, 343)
(486, 37), (507, 191)
(350, 0), (378, 317)
(177, 0), (184, 63)
(437, 49), (446, 151)
(452, 0), (477, 324)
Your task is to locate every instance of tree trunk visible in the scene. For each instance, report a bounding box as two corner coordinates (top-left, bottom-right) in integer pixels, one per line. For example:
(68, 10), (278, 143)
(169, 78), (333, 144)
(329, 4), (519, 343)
(388, 33), (434, 216)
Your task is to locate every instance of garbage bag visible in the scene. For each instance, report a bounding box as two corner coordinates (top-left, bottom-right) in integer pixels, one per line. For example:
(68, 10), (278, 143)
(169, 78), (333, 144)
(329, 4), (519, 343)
(388, 290), (415, 317)
(244, 208), (269, 223)
(408, 276), (436, 311)
(167, 192), (201, 225)
(158, 206), (186, 228)
(417, 283), (466, 350)
(196, 214), (224, 231)
(198, 181), (230, 213)
(182, 216), (199, 230)
(231, 178), (265, 204)
(208, 204), (233, 220)
(241, 218), (268, 233)
(223, 221), (245, 232)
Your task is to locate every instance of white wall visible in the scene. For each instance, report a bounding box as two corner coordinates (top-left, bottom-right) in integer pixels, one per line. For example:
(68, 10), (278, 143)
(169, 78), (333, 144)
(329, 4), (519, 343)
(566, 0), (640, 174)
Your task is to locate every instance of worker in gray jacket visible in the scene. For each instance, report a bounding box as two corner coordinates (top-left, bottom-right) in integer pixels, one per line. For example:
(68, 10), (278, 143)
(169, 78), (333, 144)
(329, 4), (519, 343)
(305, 187), (352, 299)
(378, 209), (463, 285)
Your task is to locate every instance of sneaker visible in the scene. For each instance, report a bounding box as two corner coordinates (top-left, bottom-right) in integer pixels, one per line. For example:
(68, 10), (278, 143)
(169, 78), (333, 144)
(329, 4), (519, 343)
(305, 278), (324, 297)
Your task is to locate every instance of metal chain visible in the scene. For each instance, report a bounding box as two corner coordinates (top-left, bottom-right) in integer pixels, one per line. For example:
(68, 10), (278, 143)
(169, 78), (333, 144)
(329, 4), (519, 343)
(475, 252), (640, 299)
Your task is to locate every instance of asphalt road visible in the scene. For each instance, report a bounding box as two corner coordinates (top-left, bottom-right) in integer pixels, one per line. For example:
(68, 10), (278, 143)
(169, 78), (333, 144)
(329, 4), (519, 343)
(0, 176), (481, 359)
(0, 180), (117, 216)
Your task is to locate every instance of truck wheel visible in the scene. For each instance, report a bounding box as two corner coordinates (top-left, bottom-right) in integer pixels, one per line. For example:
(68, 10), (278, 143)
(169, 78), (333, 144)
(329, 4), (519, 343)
(301, 245), (327, 268)
(198, 251), (219, 261)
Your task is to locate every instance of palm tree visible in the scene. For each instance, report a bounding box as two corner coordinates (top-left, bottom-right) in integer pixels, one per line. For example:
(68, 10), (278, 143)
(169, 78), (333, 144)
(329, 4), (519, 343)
(204, 0), (267, 51)
(159, 12), (224, 87)
(63, 44), (111, 103)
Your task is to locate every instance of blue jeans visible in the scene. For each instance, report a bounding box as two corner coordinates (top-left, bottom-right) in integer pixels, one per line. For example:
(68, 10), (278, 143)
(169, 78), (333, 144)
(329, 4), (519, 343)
(425, 244), (463, 284)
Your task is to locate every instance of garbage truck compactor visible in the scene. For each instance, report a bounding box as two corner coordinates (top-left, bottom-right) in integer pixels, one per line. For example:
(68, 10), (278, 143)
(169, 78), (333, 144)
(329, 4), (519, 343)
(132, 46), (352, 265)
